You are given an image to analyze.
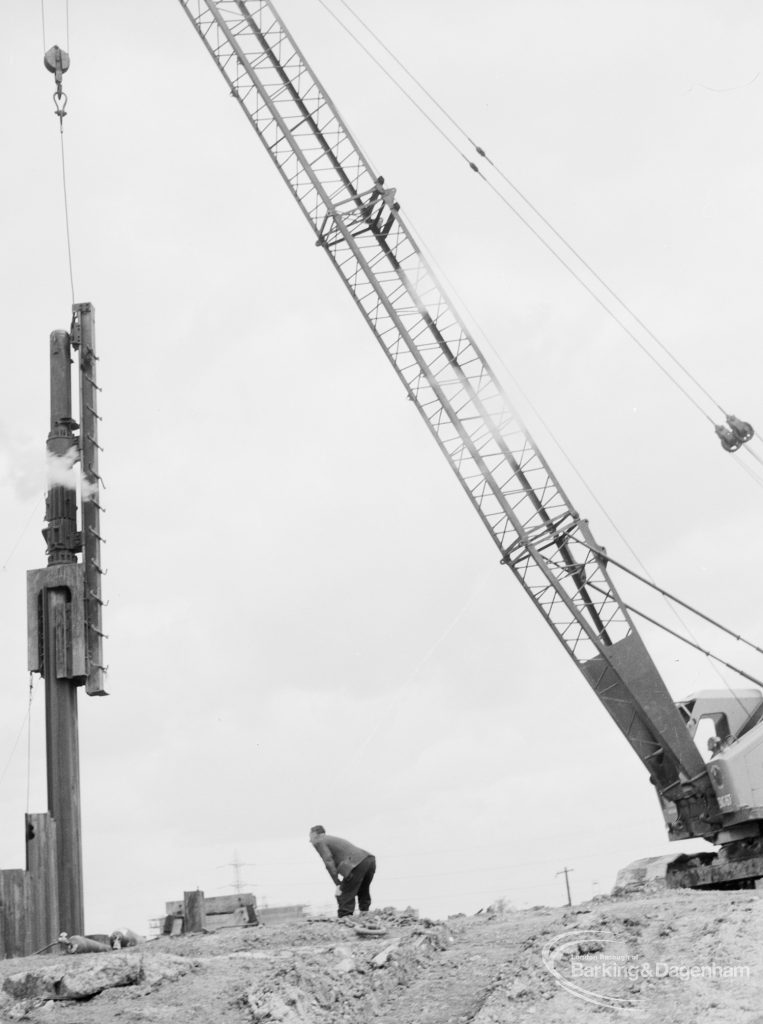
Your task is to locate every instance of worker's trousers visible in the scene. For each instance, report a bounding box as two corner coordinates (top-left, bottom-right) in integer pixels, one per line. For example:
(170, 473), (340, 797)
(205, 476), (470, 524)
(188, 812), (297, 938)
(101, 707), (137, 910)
(337, 855), (376, 917)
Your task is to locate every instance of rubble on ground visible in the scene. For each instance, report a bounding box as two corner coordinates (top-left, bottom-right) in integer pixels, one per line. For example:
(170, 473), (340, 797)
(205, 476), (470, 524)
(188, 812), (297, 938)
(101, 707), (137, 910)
(0, 891), (759, 1022)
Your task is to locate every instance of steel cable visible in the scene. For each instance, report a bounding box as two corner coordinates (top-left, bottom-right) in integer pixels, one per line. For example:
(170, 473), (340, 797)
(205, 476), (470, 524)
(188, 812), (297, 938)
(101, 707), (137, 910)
(544, 561), (763, 690)
(58, 125), (76, 304)
(317, 0), (750, 431)
(26, 674), (36, 814)
(402, 210), (755, 712)
(0, 683), (38, 796)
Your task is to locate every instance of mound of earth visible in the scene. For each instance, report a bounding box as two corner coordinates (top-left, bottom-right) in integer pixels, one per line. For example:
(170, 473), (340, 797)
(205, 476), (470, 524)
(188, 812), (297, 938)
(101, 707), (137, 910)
(0, 891), (760, 1022)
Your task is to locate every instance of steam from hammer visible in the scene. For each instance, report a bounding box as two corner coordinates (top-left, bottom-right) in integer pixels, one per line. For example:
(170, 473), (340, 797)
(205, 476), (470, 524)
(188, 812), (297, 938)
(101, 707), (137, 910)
(0, 425), (98, 502)
(47, 449), (98, 501)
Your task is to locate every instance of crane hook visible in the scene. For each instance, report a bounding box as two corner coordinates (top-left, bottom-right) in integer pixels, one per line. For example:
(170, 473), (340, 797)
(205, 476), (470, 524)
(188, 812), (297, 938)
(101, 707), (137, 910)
(43, 45), (70, 122)
(53, 91), (68, 121)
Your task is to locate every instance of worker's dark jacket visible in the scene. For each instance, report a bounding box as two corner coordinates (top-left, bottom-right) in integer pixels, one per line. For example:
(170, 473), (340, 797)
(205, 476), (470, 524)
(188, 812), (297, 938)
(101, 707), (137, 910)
(311, 834), (372, 883)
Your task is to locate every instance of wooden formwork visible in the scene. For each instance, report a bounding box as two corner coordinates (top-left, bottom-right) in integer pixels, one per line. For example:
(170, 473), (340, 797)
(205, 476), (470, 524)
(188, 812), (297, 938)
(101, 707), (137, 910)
(162, 891), (259, 934)
(0, 813), (59, 959)
(26, 813), (59, 954)
(0, 869), (29, 958)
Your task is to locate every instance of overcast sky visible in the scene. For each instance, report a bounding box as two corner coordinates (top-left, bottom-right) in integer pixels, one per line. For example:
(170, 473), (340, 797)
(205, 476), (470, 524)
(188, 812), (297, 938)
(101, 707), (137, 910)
(2, 0), (763, 934)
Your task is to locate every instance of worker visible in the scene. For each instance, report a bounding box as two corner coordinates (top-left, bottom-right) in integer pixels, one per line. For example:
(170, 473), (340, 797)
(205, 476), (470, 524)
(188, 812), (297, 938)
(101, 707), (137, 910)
(309, 825), (376, 918)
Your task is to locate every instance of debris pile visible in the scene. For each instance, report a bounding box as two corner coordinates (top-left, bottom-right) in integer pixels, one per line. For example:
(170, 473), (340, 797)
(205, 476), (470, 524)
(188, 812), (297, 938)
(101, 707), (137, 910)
(0, 951), (190, 1020)
(372, 905), (422, 927)
(0, 892), (759, 1022)
(244, 922), (453, 1024)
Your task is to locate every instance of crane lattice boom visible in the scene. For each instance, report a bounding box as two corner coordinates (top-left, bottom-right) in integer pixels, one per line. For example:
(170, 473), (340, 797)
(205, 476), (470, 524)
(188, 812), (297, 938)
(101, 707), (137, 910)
(179, 0), (719, 837)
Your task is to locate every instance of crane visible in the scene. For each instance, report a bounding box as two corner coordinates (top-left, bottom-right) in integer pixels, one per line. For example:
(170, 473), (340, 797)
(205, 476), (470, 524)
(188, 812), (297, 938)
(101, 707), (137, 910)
(177, 0), (763, 888)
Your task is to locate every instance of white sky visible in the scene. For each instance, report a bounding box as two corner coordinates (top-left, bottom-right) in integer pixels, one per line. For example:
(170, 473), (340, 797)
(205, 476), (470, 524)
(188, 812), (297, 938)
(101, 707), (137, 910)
(2, 0), (763, 934)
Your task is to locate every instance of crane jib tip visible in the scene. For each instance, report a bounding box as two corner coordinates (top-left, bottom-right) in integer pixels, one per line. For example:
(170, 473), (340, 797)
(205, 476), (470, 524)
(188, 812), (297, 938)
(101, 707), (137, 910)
(715, 415), (754, 453)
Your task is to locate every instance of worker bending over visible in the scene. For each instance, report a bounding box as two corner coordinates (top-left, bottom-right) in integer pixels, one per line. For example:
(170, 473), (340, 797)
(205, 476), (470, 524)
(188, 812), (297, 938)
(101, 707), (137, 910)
(309, 825), (376, 918)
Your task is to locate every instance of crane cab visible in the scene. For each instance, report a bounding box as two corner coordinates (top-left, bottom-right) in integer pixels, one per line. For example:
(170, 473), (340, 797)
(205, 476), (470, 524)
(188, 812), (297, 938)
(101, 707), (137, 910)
(676, 689), (763, 756)
(677, 689), (763, 830)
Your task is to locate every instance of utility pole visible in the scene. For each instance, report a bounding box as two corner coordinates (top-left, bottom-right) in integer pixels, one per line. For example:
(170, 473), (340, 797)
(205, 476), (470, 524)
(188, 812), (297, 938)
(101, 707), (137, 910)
(26, 303), (107, 940)
(231, 853), (244, 895)
(556, 866), (573, 907)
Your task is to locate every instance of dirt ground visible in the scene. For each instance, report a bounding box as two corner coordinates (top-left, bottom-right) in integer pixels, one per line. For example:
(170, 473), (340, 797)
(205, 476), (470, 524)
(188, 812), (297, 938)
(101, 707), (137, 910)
(0, 889), (761, 1023)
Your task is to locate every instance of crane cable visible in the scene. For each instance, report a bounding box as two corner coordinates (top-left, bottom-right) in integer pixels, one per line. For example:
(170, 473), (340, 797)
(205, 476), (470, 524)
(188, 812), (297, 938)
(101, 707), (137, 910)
(589, 547), (763, 734)
(736, 451), (763, 490)
(317, 0), (756, 446)
(318, 1), (763, 712)
(404, 209), (756, 720)
(41, 0), (70, 56)
(581, 541), (763, 659)
(0, 676), (39, 801)
(42, 0), (76, 304)
(327, 0), (763, 490)
(541, 554), (763, 690)
(329, 0), (722, 417)
(0, 496), (45, 573)
(57, 108), (76, 306)
(26, 674), (37, 814)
